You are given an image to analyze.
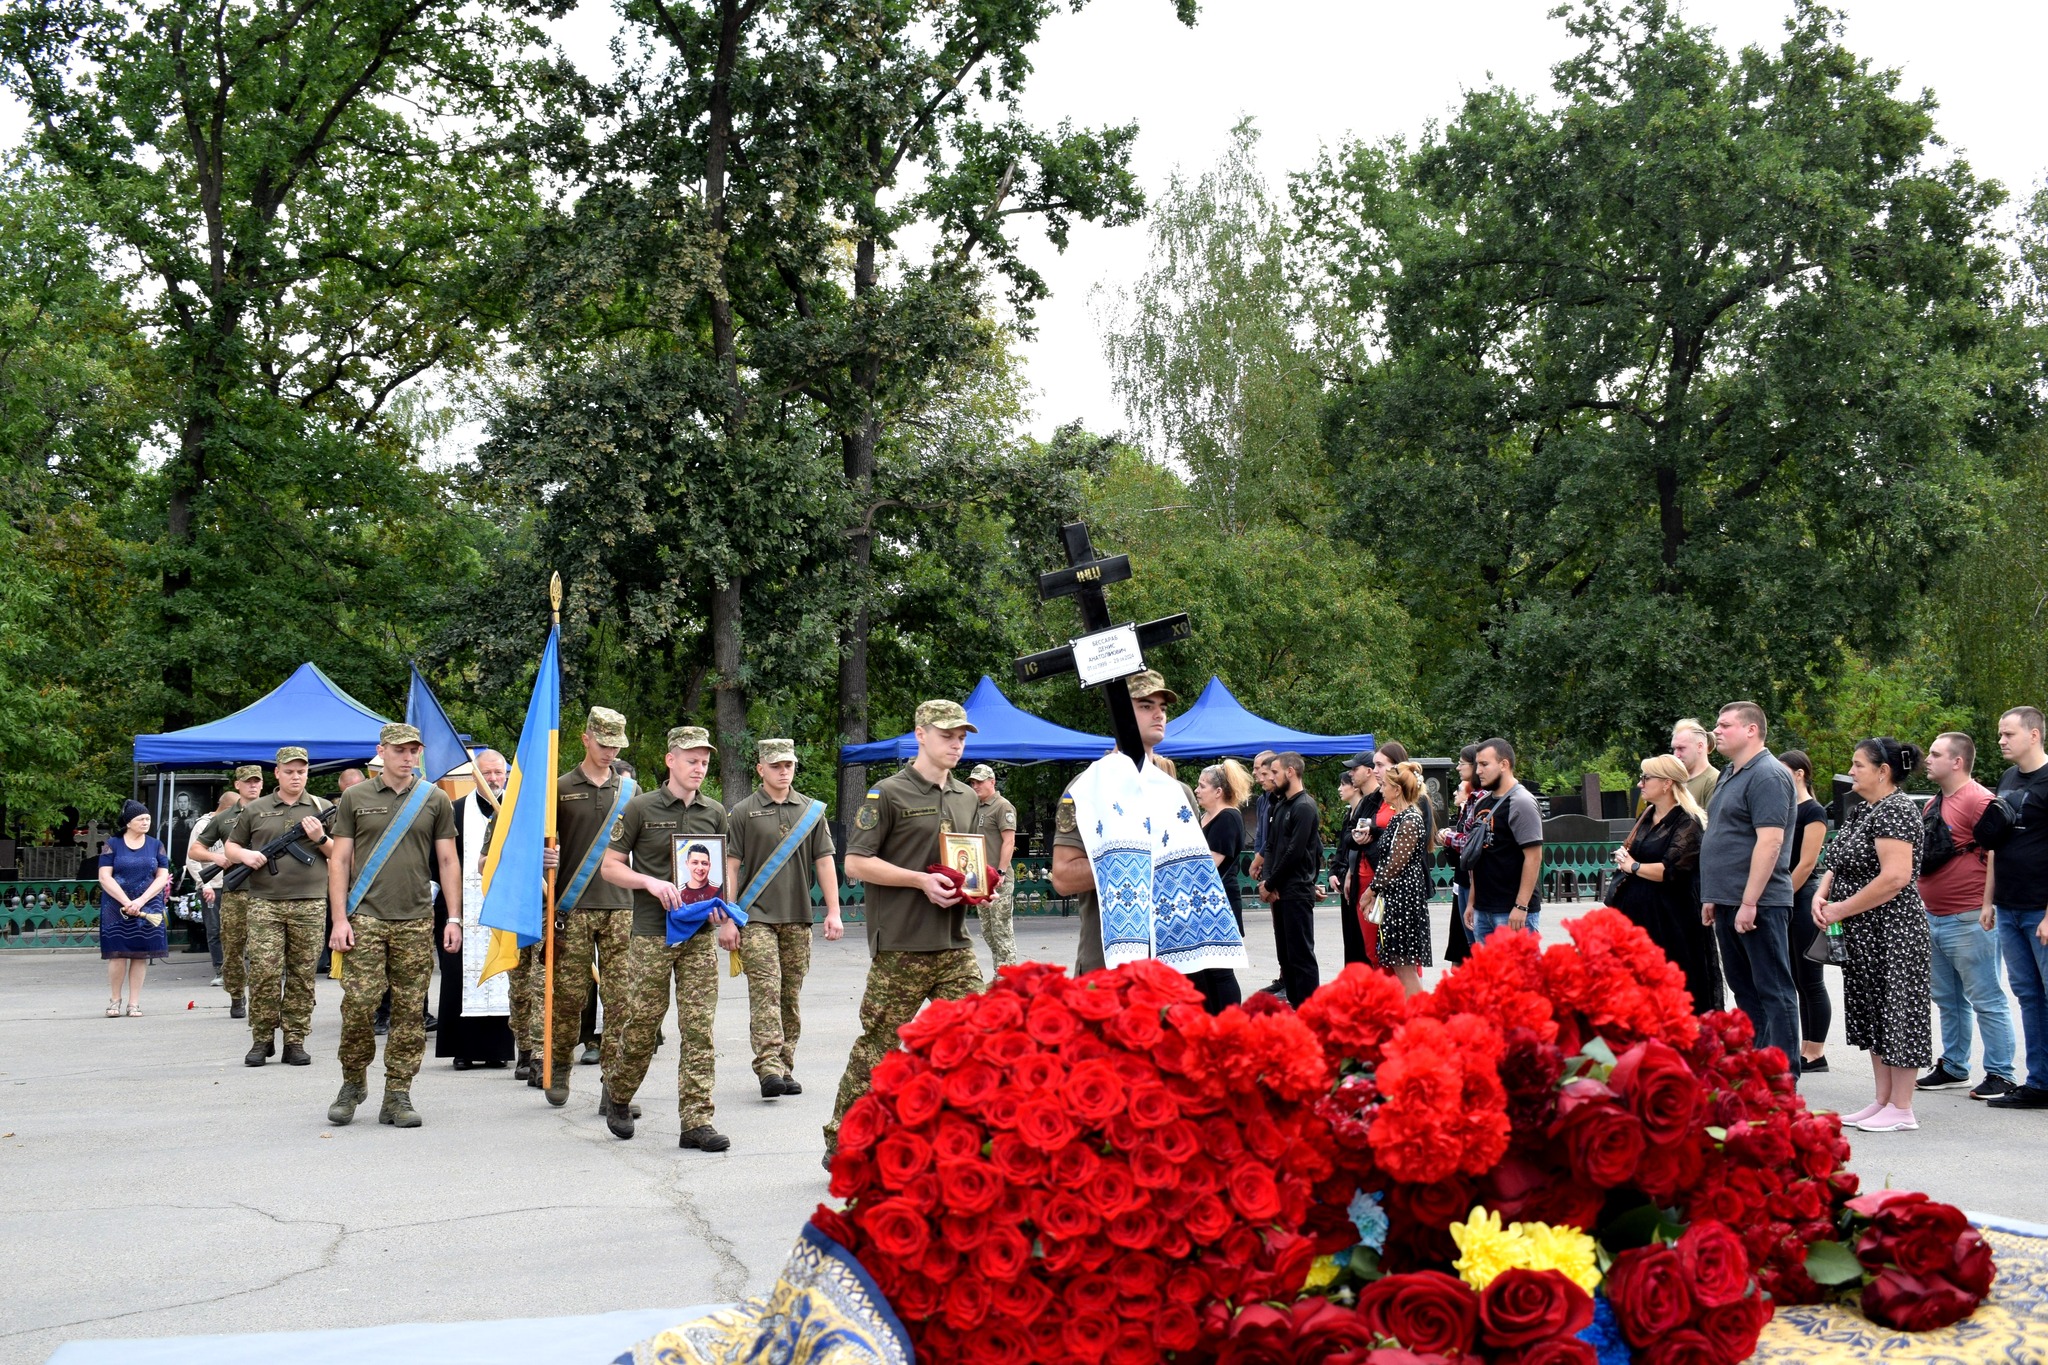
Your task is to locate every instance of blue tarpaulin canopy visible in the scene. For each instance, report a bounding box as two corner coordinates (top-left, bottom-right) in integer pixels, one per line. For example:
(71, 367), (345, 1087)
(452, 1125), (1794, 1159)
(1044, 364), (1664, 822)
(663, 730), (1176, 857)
(838, 676), (1111, 766)
(1156, 676), (1374, 760)
(132, 663), (391, 768)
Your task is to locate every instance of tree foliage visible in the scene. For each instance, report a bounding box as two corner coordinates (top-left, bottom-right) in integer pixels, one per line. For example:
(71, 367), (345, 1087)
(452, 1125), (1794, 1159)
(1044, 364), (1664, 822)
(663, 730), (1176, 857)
(1295, 0), (2038, 766)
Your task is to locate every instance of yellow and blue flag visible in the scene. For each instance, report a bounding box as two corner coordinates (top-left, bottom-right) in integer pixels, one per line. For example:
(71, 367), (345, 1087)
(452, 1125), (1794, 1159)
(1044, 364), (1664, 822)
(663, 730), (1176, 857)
(405, 663), (472, 784)
(477, 625), (559, 983)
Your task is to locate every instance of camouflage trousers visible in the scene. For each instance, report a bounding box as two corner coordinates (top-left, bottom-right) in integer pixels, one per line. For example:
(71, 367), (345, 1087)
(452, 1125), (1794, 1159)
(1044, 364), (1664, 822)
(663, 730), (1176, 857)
(612, 930), (719, 1129)
(826, 947), (984, 1146)
(740, 921), (811, 1080)
(337, 916), (435, 1088)
(548, 908), (633, 1092)
(979, 878), (1017, 970)
(508, 940), (543, 1055)
(245, 896), (325, 1044)
(218, 890), (252, 1000)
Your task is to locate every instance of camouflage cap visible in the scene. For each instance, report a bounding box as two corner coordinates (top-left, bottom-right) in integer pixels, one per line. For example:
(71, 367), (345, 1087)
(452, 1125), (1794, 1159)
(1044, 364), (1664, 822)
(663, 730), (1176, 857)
(275, 746), (310, 766)
(380, 722), (424, 746)
(914, 699), (979, 732)
(666, 725), (716, 754)
(757, 738), (798, 764)
(1126, 669), (1178, 705)
(967, 763), (996, 782)
(233, 763), (264, 782)
(585, 706), (630, 748)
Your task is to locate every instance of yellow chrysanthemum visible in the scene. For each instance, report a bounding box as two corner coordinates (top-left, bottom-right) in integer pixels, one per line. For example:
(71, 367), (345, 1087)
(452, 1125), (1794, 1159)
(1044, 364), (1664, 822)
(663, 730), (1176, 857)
(1448, 1207), (1523, 1291)
(1515, 1221), (1602, 1294)
(1302, 1254), (1344, 1293)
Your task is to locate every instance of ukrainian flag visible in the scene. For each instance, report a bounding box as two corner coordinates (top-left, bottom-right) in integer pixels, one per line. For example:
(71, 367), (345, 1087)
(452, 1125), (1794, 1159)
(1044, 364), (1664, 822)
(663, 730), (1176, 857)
(477, 625), (559, 983)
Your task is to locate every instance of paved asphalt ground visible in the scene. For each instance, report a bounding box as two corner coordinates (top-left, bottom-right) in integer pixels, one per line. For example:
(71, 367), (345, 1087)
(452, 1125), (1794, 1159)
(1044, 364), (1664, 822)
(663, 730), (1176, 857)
(5, 904), (2044, 1363)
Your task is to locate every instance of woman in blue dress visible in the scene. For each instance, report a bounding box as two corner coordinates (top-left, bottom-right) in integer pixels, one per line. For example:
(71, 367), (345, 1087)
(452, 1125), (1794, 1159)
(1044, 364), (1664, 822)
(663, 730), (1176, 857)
(99, 799), (171, 1016)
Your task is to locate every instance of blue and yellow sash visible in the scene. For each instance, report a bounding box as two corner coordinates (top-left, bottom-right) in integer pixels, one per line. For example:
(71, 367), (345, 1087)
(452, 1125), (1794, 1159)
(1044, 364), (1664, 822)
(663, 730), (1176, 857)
(558, 775), (635, 912)
(345, 777), (435, 916)
(736, 799), (825, 916)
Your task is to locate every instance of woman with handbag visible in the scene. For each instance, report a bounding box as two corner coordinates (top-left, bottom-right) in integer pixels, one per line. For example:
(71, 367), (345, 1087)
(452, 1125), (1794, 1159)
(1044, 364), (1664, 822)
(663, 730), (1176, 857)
(1814, 738), (1933, 1133)
(1609, 755), (1721, 1011)
(1360, 762), (1432, 994)
(1437, 745), (1484, 964)
(1781, 750), (1833, 1069)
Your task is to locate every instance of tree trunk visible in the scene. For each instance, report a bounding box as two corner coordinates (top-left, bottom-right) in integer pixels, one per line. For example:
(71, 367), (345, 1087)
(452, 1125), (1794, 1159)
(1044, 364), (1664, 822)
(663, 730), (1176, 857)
(704, 0), (750, 793)
(835, 225), (882, 814)
(711, 575), (746, 800)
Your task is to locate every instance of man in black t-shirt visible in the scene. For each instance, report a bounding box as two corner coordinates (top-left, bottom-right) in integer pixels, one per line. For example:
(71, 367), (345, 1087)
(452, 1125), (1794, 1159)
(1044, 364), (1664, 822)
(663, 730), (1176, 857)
(1985, 705), (2048, 1109)
(1465, 738), (1545, 944)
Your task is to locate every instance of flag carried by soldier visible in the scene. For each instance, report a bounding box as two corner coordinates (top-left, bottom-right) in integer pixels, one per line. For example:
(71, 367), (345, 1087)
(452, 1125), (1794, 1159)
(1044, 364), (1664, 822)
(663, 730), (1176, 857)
(477, 624), (560, 983)
(406, 663), (474, 785)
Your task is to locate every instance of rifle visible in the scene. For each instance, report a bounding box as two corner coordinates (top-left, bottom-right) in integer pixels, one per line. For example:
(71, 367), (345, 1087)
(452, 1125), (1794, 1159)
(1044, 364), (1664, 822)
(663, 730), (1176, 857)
(221, 806), (339, 893)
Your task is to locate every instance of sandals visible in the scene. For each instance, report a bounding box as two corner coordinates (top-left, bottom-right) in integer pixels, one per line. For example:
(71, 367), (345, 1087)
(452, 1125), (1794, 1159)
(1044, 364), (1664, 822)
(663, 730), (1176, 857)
(106, 999), (123, 1017)
(125, 1003), (144, 1017)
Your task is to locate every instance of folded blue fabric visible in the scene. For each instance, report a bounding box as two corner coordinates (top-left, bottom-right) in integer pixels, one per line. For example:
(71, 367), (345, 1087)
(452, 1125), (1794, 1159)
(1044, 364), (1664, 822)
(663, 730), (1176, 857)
(665, 896), (746, 946)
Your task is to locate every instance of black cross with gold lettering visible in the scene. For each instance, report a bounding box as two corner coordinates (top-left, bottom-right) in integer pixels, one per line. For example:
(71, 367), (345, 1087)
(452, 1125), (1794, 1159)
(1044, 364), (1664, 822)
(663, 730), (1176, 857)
(1014, 522), (1190, 763)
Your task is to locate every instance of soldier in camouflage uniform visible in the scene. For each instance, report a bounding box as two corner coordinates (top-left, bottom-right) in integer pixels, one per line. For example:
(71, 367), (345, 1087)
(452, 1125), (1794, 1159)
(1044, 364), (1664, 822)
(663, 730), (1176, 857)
(827, 700), (986, 1168)
(599, 726), (732, 1148)
(325, 723), (462, 1128)
(535, 707), (639, 1109)
(509, 940), (543, 1079)
(967, 763), (1019, 970)
(726, 738), (842, 1097)
(224, 746), (333, 1066)
(189, 764), (265, 1016)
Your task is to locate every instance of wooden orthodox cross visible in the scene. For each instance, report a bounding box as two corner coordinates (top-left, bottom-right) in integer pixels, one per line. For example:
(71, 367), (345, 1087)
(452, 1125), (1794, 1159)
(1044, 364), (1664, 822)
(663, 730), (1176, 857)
(1014, 523), (1190, 763)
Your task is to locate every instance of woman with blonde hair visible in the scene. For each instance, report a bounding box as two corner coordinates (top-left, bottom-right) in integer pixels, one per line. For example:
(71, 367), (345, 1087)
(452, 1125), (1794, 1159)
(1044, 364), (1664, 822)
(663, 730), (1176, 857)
(1192, 759), (1251, 1013)
(1610, 754), (1722, 1010)
(1360, 761), (1432, 994)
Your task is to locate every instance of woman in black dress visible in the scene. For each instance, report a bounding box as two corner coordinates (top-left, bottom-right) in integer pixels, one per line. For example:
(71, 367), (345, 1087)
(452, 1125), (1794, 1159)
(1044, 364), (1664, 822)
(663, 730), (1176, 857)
(1610, 755), (1720, 1011)
(1361, 762), (1432, 994)
(1780, 749), (1833, 1069)
(1334, 763), (1382, 966)
(1438, 745), (1484, 965)
(1194, 759), (1250, 1014)
(1815, 738), (1932, 1134)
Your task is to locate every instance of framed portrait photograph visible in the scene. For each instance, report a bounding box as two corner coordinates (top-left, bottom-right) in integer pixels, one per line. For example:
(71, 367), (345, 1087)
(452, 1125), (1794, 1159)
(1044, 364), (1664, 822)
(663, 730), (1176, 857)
(940, 832), (987, 896)
(670, 834), (726, 905)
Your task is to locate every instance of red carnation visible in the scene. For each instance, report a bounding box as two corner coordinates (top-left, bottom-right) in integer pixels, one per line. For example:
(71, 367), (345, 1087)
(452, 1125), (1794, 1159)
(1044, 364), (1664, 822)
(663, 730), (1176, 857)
(1478, 1268), (1594, 1348)
(1297, 963), (1411, 1065)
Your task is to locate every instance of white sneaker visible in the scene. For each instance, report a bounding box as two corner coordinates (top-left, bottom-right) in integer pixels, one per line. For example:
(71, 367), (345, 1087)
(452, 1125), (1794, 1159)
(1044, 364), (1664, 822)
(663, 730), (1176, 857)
(210, 975), (223, 987)
(1855, 1105), (1919, 1132)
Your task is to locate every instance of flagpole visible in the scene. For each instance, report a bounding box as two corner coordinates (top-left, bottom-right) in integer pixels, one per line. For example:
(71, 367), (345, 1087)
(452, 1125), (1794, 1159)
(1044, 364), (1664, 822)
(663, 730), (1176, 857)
(540, 572), (562, 1093)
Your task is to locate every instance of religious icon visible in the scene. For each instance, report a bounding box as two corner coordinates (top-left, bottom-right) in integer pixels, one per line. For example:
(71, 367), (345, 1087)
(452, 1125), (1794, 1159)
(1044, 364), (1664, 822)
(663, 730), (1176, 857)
(940, 833), (987, 895)
(669, 835), (726, 905)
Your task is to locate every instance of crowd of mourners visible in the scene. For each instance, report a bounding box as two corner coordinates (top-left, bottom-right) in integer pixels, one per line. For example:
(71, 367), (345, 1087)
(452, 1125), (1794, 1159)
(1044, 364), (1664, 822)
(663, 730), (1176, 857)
(1222, 702), (2048, 1135)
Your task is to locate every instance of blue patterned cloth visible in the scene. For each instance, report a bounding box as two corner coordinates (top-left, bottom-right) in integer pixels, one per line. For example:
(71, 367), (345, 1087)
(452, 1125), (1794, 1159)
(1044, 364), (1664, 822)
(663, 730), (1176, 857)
(1069, 754), (1247, 974)
(98, 835), (169, 960)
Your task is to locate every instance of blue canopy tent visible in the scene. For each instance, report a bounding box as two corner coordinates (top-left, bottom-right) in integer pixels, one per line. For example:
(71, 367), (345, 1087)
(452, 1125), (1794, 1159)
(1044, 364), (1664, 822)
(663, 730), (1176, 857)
(1156, 676), (1374, 760)
(838, 675), (1111, 766)
(132, 663), (392, 769)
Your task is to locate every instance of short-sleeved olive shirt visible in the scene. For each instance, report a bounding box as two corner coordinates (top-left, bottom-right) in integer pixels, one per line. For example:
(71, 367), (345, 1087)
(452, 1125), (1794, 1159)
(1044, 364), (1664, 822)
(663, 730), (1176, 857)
(977, 793), (1018, 874)
(845, 764), (981, 955)
(726, 788), (836, 925)
(195, 807), (245, 851)
(332, 774), (457, 921)
(556, 763), (634, 912)
(1055, 771), (1200, 976)
(609, 784), (727, 936)
(229, 791), (334, 900)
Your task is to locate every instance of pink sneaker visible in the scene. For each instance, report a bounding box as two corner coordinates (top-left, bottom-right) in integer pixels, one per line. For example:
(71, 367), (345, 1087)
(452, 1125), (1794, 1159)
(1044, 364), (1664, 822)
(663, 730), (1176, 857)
(1855, 1105), (1918, 1132)
(1841, 1100), (1886, 1125)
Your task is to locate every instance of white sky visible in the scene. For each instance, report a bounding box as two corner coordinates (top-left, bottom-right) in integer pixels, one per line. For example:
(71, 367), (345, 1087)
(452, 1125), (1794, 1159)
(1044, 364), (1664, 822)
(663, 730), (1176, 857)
(7, 1), (2043, 444)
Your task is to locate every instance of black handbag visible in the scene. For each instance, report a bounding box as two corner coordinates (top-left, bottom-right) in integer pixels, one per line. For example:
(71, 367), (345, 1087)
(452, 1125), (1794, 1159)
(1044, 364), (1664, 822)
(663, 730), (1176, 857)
(1457, 800), (1495, 875)
(1604, 812), (1649, 907)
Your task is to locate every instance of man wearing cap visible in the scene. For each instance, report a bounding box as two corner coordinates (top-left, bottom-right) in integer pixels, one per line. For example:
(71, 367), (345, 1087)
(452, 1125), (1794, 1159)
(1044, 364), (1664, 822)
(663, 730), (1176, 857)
(828, 699), (986, 1166)
(967, 763), (1019, 970)
(727, 739), (842, 1099)
(532, 707), (639, 1111)
(324, 723), (462, 1128)
(190, 764), (265, 1015)
(600, 725), (734, 1148)
(224, 747), (334, 1066)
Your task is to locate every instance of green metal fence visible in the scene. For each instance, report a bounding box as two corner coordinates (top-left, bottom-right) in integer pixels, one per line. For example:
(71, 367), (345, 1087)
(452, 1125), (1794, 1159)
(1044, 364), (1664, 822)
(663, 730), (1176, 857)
(2, 841), (1629, 944)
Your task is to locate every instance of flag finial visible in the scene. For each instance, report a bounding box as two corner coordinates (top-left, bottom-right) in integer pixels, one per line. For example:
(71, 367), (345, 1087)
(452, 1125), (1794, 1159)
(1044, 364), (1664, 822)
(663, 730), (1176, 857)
(549, 571), (562, 620)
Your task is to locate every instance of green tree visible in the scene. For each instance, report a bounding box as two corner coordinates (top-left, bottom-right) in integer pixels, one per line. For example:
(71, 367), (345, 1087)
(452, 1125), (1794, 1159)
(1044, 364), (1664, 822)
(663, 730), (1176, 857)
(1, 0), (570, 723)
(1096, 119), (1330, 533)
(1293, 0), (2036, 763)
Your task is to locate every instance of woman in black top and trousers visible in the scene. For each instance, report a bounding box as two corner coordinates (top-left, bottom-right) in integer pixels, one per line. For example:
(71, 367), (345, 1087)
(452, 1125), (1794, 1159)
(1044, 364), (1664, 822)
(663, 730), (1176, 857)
(1781, 750), (1833, 1069)
(1194, 760), (1251, 1014)
(1611, 754), (1721, 1011)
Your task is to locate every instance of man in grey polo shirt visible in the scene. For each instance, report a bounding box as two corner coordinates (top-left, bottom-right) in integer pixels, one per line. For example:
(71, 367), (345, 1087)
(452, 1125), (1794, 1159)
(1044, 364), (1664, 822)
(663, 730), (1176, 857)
(1700, 700), (1801, 1080)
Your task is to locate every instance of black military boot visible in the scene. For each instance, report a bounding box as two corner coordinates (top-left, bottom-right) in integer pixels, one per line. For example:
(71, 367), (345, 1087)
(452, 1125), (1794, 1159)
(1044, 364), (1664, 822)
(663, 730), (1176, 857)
(281, 1041), (312, 1066)
(514, 1048), (533, 1081)
(602, 1093), (635, 1140)
(230, 997), (247, 1019)
(679, 1124), (731, 1152)
(245, 1033), (275, 1067)
(327, 1077), (368, 1125)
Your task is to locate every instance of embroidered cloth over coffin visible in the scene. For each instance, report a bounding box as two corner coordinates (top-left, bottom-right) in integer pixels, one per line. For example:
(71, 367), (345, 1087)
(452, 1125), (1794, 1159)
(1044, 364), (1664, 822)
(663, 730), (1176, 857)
(1070, 752), (1247, 974)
